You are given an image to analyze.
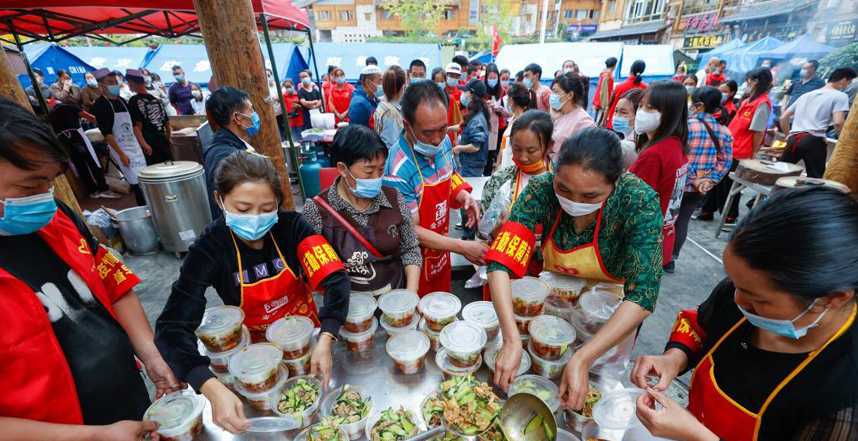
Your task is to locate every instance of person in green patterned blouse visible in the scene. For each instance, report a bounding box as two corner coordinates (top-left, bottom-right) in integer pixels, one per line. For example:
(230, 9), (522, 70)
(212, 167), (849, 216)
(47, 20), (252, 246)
(485, 128), (664, 411)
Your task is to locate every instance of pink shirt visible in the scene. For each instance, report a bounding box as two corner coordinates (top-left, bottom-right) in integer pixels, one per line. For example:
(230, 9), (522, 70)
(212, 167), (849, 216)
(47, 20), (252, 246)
(534, 85), (551, 112)
(550, 107), (595, 159)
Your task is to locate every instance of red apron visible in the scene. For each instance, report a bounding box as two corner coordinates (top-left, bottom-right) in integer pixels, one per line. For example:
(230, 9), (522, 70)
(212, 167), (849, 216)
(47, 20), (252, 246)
(728, 95), (771, 160)
(417, 175), (453, 296)
(688, 305), (856, 441)
(230, 232), (320, 342)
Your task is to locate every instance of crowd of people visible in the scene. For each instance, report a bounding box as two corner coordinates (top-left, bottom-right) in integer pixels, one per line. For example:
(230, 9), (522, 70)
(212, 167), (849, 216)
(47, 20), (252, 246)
(3, 48), (858, 441)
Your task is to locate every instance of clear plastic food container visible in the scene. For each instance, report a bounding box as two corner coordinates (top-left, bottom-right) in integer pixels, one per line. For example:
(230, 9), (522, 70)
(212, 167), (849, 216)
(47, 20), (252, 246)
(418, 292), (462, 332)
(228, 343), (283, 393)
(509, 374), (560, 413)
(543, 295), (576, 323)
(339, 317), (378, 353)
(143, 390), (205, 441)
(514, 314), (534, 335)
(320, 385), (373, 440)
(236, 366), (289, 412)
(266, 315), (316, 360)
(565, 381), (604, 433)
(556, 429), (582, 441)
(528, 315), (576, 361)
(196, 305), (245, 353)
(575, 289), (621, 335)
(539, 271), (587, 306)
(527, 340), (572, 380)
(484, 343), (531, 376)
(380, 311), (420, 335)
(295, 422), (349, 441)
(439, 321), (487, 368)
(206, 325), (250, 374)
(273, 375), (324, 428)
(344, 294), (377, 333)
(461, 301), (500, 342)
(418, 318), (443, 352)
(511, 277), (550, 317)
(386, 330), (430, 374)
(592, 388), (645, 431)
(283, 351), (312, 377)
(378, 289), (419, 328)
(364, 408), (423, 441)
(435, 349), (482, 379)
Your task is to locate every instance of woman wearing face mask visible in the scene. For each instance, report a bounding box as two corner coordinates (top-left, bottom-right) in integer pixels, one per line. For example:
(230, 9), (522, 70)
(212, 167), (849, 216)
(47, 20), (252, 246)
(189, 83), (206, 115)
(80, 72), (102, 113)
(716, 80), (738, 124)
(155, 152), (350, 434)
(549, 72), (596, 161)
(487, 128), (664, 410)
(628, 80), (689, 272)
(373, 66), (407, 149)
(498, 83), (533, 169)
(605, 60), (647, 130)
(484, 64), (509, 176)
(297, 69), (323, 132)
(327, 67), (354, 125)
(431, 67), (446, 91)
(202, 87), (262, 218)
(683, 74), (699, 97)
(282, 79), (304, 143)
(611, 88), (644, 169)
(454, 78), (492, 177)
(303, 125), (421, 294)
(632, 187), (858, 441)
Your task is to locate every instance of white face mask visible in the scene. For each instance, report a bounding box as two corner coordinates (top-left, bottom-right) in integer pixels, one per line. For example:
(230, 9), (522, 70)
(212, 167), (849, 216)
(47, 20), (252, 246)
(634, 109), (661, 135)
(557, 194), (602, 217)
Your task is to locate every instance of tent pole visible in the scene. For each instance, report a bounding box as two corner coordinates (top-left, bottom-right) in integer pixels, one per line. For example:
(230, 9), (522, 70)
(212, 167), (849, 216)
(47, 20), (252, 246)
(11, 29), (49, 116)
(306, 28), (325, 112)
(261, 14), (305, 199)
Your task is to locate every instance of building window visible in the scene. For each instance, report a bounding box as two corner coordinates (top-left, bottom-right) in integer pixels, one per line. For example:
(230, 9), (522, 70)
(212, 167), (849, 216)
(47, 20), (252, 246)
(627, 0), (665, 22)
(607, 0), (617, 14)
(318, 10), (331, 21)
(592, 10), (599, 19)
(444, 9), (455, 20)
(382, 10), (393, 20)
(339, 10), (352, 21)
(564, 10), (573, 19)
(576, 9), (588, 19)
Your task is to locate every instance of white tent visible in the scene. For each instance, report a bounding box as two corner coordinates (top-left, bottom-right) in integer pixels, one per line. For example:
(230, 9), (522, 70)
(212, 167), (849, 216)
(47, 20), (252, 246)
(618, 44), (675, 79)
(495, 42), (624, 79)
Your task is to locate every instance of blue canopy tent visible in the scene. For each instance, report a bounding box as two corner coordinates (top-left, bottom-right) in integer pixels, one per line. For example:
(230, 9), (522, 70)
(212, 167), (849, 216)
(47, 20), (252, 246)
(65, 46), (149, 74)
(470, 51), (494, 64)
(766, 34), (834, 61)
(263, 43), (308, 84)
(720, 36), (783, 73)
(697, 38), (744, 68)
(308, 42), (442, 82)
(19, 43), (95, 89)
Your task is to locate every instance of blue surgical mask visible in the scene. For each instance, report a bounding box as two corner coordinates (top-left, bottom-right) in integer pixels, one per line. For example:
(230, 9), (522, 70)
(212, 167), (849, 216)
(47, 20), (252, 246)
(549, 93), (564, 111)
(223, 207), (279, 241)
(612, 116), (632, 137)
(411, 77), (425, 84)
(375, 84), (385, 98)
(336, 76), (346, 85)
(721, 93), (729, 105)
(460, 93), (472, 108)
(737, 300), (828, 340)
(446, 78), (458, 88)
(523, 78), (533, 89)
(436, 81), (446, 90)
(409, 126), (444, 157)
(348, 171), (383, 199)
(0, 190), (57, 236)
(239, 111), (261, 137)
(487, 79), (498, 88)
(107, 85), (121, 96)
(174, 74), (185, 82)
(500, 80), (510, 88)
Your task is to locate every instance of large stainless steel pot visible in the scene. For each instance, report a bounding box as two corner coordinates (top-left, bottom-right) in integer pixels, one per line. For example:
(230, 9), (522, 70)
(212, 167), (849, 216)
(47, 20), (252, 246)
(138, 161), (212, 253)
(112, 206), (159, 255)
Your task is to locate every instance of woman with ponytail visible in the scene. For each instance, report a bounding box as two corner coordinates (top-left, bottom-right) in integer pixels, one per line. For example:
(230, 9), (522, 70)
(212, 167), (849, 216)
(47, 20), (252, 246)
(604, 60), (648, 130)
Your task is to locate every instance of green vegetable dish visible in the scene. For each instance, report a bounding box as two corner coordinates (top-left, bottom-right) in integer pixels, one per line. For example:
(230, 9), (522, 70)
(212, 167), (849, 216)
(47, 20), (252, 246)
(512, 380), (553, 403)
(439, 376), (502, 435)
(331, 385), (370, 423)
(370, 407), (418, 441)
(523, 414), (555, 441)
(278, 378), (321, 415)
(308, 418), (347, 441)
(422, 394), (445, 428)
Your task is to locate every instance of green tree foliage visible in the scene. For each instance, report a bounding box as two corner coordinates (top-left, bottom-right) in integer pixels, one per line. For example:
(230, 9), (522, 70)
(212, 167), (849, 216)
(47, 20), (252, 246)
(379, 0), (447, 37)
(819, 42), (858, 79)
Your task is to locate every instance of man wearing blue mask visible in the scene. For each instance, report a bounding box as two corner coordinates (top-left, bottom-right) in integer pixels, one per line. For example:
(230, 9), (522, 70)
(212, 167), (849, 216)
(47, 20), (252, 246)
(408, 59), (427, 84)
(523, 63), (550, 112)
(168, 64), (196, 115)
(303, 125), (422, 294)
(91, 68), (148, 205)
(384, 81), (487, 296)
(202, 86), (260, 218)
(348, 64), (382, 128)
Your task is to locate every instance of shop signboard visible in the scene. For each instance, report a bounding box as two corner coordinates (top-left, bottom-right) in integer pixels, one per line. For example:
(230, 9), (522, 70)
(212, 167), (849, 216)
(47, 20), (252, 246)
(684, 33), (726, 49)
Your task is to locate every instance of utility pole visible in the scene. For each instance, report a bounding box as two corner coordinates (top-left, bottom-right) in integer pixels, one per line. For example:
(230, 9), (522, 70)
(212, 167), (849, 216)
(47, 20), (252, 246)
(539, 0), (550, 43)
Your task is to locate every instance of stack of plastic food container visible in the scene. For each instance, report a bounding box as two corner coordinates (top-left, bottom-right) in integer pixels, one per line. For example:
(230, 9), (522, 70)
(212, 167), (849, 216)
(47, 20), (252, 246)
(539, 271), (587, 306)
(528, 339), (573, 380)
(339, 295), (378, 354)
(267, 316), (315, 376)
(511, 277), (550, 341)
(378, 289), (420, 334)
(529, 315), (576, 361)
(484, 342), (531, 377)
(386, 330), (430, 374)
(439, 320), (487, 373)
(571, 288), (622, 341)
(205, 326), (250, 375)
(461, 300), (500, 342)
(144, 391), (206, 441)
(228, 343), (286, 411)
(418, 292), (462, 332)
(417, 318), (442, 352)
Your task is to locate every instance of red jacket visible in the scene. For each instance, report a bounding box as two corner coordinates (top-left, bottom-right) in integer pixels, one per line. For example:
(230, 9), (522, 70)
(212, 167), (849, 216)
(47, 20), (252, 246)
(0, 209), (139, 424)
(706, 72), (726, 86)
(605, 77), (647, 129)
(729, 94), (771, 160)
(593, 70), (614, 109)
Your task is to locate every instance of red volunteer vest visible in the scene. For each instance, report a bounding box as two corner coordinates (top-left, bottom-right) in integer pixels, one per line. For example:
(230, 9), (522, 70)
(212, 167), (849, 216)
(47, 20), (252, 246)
(728, 95), (771, 160)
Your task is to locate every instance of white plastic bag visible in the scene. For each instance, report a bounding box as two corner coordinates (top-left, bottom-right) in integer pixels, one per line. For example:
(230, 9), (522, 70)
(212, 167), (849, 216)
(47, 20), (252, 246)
(478, 180), (512, 239)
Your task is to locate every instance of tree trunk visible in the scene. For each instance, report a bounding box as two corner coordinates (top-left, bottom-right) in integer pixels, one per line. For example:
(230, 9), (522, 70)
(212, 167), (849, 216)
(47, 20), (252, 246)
(0, 47), (82, 214)
(824, 98), (858, 193)
(192, 0), (295, 210)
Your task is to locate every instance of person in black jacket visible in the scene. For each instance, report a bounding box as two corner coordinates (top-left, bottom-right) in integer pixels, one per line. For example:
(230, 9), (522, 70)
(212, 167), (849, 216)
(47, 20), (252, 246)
(202, 86), (261, 218)
(156, 152), (350, 434)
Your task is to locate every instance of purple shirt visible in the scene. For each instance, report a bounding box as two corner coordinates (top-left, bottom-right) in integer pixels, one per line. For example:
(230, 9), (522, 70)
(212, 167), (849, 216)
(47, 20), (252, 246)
(168, 81), (194, 115)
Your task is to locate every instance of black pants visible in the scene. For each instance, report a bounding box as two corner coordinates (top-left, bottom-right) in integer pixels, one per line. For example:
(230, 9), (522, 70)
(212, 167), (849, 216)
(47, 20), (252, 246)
(131, 184), (146, 206)
(145, 134), (174, 166)
(673, 192), (704, 259)
(702, 160), (739, 219)
(779, 133), (827, 178)
(484, 150), (498, 176)
(66, 139), (109, 195)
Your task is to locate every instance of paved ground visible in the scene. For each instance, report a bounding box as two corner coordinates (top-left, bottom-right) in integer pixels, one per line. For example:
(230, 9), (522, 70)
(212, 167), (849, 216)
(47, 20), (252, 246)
(124, 194), (750, 392)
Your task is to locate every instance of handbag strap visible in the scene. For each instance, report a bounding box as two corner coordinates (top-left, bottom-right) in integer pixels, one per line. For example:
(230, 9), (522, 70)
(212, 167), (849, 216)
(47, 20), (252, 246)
(313, 194), (384, 258)
(697, 115), (722, 153)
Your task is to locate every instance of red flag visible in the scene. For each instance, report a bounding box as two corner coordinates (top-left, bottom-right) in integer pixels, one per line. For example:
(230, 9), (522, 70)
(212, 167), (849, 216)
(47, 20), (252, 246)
(491, 25), (503, 57)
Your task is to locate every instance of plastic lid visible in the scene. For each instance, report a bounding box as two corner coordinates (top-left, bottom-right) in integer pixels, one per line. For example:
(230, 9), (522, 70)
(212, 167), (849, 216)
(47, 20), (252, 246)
(347, 294), (377, 322)
(439, 321), (487, 354)
(579, 290), (621, 321)
(378, 289), (419, 315)
(144, 392), (203, 436)
(386, 330), (430, 361)
(266, 316), (315, 348)
(539, 271), (586, 291)
(462, 301), (499, 328)
(510, 375), (560, 412)
(228, 343), (283, 378)
(484, 344), (531, 376)
(592, 388), (644, 430)
(435, 349), (483, 374)
(339, 317), (379, 340)
(196, 306), (244, 335)
(138, 161), (204, 182)
(529, 315), (576, 347)
(418, 292), (462, 320)
(511, 277), (551, 303)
